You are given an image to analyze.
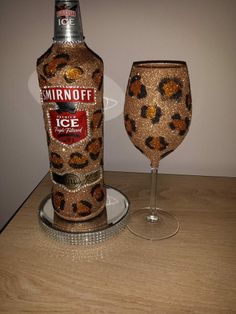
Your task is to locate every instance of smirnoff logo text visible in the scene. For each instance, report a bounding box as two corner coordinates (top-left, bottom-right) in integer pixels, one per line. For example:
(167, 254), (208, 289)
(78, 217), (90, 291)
(42, 87), (95, 103)
(57, 10), (76, 17)
(55, 3), (78, 27)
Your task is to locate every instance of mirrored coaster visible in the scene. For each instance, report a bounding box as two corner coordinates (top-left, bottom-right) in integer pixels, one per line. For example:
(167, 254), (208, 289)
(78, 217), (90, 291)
(39, 186), (129, 245)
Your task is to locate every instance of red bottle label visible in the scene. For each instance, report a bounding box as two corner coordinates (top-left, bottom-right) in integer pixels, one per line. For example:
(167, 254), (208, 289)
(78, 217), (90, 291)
(42, 87), (95, 145)
(56, 9), (77, 18)
(42, 87), (95, 103)
(49, 110), (88, 145)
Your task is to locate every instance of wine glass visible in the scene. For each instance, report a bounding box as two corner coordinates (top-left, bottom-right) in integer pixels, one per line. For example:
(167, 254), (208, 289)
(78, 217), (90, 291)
(124, 61), (192, 240)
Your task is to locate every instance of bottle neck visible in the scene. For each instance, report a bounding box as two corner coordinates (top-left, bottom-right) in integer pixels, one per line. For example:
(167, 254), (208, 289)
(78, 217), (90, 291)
(54, 0), (84, 43)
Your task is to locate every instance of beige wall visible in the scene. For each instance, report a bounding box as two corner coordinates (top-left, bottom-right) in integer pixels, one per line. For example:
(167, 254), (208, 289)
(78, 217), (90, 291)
(1, 0), (236, 230)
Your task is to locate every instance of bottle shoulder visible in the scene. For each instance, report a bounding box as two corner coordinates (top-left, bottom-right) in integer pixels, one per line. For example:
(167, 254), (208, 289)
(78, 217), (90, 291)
(37, 42), (103, 68)
(36, 42), (103, 88)
(37, 45), (54, 67)
(83, 43), (103, 65)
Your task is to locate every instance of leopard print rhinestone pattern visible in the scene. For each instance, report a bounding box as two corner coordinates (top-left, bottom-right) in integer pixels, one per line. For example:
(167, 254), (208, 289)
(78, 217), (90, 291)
(37, 42), (106, 221)
(124, 61), (192, 168)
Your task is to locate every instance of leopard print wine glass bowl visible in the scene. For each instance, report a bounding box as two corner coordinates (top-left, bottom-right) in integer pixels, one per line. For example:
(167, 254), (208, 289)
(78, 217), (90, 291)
(124, 61), (192, 240)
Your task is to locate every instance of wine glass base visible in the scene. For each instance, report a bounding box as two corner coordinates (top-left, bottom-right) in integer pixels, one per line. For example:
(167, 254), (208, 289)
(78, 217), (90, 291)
(127, 208), (179, 240)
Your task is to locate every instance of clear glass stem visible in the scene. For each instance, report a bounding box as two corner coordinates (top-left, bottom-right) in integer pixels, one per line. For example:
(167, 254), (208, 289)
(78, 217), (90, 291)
(147, 167), (159, 223)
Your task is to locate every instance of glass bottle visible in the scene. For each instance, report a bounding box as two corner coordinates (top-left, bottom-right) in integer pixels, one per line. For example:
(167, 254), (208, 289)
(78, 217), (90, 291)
(37, 0), (106, 222)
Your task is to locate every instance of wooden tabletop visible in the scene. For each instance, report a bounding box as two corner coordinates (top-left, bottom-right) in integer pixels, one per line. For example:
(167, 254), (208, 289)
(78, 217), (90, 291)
(0, 172), (236, 313)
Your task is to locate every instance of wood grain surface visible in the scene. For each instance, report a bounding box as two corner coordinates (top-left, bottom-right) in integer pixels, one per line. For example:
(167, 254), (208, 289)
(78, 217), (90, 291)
(0, 172), (236, 314)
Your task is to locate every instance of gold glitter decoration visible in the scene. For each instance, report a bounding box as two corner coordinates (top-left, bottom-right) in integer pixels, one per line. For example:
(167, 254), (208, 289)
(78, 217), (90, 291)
(173, 119), (186, 130)
(151, 138), (162, 150)
(64, 66), (83, 83)
(130, 80), (142, 96)
(37, 42), (105, 222)
(124, 61), (192, 168)
(162, 80), (180, 98)
(43, 54), (69, 78)
(147, 106), (156, 119)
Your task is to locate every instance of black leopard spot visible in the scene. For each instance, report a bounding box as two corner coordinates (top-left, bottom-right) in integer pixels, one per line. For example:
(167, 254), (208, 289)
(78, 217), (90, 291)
(158, 77), (183, 102)
(145, 136), (169, 151)
(77, 200), (92, 217)
(124, 114), (136, 137)
(50, 152), (63, 169)
(91, 184), (105, 202)
(141, 105), (162, 124)
(86, 138), (103, 161)
(69, 152), (89, 169)
(43, 53), (70, 78)
(186, 93), (192, 111)
(52, 192), (65, 211)
(128, 75), (147, 99)
(169, 113), (190, 136)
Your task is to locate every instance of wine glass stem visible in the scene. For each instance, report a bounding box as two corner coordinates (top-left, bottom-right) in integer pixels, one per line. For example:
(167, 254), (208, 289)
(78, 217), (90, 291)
(147, 167), (159, 223)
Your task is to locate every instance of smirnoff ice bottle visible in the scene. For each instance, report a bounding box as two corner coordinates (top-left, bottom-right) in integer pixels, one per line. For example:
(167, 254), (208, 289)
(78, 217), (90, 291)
(37, 0), (106, 221)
